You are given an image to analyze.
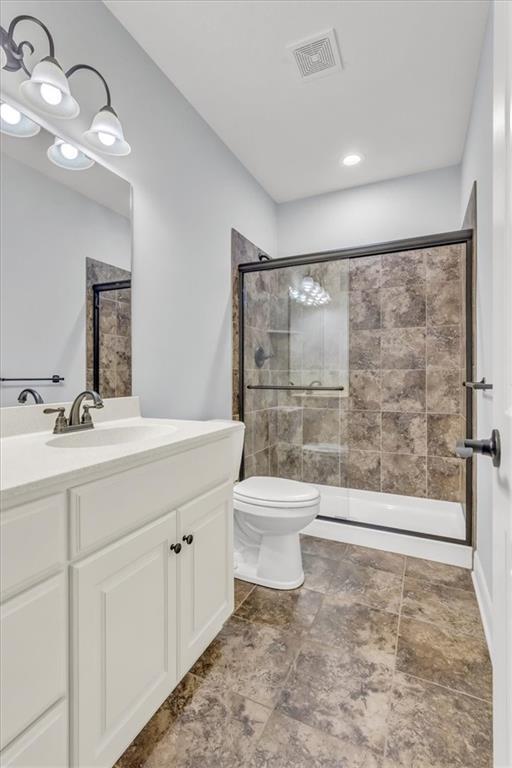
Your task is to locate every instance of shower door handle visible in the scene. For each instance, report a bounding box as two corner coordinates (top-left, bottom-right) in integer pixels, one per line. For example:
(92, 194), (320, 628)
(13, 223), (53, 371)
(455, 429), (501, 468)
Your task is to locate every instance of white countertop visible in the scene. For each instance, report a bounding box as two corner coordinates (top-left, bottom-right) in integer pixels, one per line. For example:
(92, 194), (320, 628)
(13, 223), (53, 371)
(1, 399), (243, 508)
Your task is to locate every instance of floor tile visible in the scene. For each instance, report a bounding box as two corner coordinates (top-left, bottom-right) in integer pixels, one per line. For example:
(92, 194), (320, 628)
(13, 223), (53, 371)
(396, 617), (492, 700)
(309, 594), (398, 667)
(345, 544), (405, 576)
(300, 534), (347, 561)
(405, 556), (473, 590)
(235, 578), (255, 609)
(234, 585), (323, 631)
(303, 553), (338, 593)
(115, 672), (271, 768)
(328, 560), (403, 613)
(250, 711), (382, 768)
(277, 640), (393, 753)
(191, 616), (300, 707)
(402, 576), (484, 638)
(385, 673), (492, 767)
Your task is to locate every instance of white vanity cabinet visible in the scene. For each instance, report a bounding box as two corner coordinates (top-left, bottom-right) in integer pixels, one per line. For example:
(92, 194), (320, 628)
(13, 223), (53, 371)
(0, 426), (240, 768)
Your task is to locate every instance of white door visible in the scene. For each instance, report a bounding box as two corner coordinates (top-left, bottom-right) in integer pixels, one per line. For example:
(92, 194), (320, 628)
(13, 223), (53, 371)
(178, 482), (234, 673)
(492, 2), (512, 765)
(71, 513), (178, 768)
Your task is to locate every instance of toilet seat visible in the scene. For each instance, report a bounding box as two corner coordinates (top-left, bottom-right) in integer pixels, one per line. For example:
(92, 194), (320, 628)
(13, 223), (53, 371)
(234, 477), (320, 508)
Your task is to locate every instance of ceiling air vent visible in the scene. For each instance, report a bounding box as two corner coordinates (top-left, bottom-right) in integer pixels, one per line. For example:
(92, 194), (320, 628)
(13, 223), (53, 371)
(288, 29), (342, 81)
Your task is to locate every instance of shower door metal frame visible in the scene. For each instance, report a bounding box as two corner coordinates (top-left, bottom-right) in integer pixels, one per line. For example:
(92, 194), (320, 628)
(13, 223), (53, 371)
(238, 229), (474, 547)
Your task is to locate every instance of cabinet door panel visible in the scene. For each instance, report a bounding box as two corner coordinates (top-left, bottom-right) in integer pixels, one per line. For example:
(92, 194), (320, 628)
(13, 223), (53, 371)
(0, 701), (68, 768)
(71, 513), (177, 768)
(178, 482), (233, 673)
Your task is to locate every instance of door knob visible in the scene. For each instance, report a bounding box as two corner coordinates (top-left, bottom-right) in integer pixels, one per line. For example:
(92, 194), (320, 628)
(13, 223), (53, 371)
(182, 534), (194, 545)
(170, 542), (182, 554)
(455, 429), (501, 468)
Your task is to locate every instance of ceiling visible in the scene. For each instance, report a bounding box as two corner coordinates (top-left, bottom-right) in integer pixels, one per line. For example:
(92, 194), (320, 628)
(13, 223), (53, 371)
(105, 0), (489, 203)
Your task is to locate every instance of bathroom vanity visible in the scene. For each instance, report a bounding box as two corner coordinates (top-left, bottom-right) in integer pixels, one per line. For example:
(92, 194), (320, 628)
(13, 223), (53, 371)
(0, 398), (244, 768)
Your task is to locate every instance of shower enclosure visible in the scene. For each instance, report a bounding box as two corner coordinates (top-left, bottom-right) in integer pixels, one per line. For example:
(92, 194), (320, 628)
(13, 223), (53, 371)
(238, 231), (474, 546)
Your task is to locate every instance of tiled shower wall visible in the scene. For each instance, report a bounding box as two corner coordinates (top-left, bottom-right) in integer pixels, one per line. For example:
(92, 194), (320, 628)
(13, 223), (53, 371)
(239, 242), (468, 502)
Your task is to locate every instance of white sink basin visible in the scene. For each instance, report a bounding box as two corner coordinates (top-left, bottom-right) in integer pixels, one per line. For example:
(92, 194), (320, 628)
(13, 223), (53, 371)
(47, 424), (177, 449)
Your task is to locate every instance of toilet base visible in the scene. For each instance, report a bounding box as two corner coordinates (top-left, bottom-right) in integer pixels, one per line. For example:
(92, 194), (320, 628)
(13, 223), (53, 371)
(234, 564), (305, 591)
(234, 530), (305, 590)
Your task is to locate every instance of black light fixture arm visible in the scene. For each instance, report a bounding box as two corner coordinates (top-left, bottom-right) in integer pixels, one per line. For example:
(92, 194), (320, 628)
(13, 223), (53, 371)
(65, 64), (112, 109)
(3, 15), (55, 75)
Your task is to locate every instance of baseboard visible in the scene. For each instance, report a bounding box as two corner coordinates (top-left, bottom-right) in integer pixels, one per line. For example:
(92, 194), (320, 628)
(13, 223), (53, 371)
(472, 551), (493, 661)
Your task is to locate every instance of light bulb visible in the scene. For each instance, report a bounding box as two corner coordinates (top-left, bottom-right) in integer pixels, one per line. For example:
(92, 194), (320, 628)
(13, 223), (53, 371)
(98, 131), (116, 147)
(342, 153), (363, 167)
(0, 103), (21, 125)
(60, 142), (79, 160)
(40, 83), (63, 106)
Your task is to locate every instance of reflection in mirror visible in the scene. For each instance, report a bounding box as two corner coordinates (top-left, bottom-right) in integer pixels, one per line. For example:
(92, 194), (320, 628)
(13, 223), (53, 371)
(0, 116), (132, 406)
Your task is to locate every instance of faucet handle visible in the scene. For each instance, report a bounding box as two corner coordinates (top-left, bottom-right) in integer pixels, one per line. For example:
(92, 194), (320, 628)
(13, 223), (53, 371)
(43, 406), (68, 433)
(43, 406), (65, 415)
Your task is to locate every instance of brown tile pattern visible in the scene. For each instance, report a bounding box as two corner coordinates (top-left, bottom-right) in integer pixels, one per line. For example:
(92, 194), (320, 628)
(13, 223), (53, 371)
(86, 258), (132, 398)
(116, 539), (491, 768)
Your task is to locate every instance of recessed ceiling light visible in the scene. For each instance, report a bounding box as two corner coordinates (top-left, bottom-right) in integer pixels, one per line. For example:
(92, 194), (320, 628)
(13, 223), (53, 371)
(342, 153), (363, 167)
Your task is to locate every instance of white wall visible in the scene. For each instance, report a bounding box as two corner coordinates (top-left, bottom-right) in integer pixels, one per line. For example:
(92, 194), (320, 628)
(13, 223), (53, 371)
(460, 12), (494, 600)
(277, 166), (461, 258)
(0, 154), (131, 407)
(0, 0), (277, 420)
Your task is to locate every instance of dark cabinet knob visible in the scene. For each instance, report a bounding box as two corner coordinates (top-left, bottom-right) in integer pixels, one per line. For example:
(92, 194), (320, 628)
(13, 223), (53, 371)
(182, 534), (194, 545)
(170, 542), (182, 554)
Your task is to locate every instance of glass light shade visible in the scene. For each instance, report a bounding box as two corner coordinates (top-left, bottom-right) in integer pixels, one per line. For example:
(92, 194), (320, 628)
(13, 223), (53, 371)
(19, 57), (79, 119)
(0, 101), (41, 137)
(83, 106), (131, 156)
(47, 138), (94, 171)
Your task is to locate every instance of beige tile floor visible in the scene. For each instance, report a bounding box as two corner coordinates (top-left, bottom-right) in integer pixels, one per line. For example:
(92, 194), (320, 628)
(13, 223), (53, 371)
(116, 535), (492, 768)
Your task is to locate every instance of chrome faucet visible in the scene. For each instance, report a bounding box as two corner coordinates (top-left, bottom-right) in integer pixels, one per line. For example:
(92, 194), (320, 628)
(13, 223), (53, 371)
(44, 390), (104, 434)
(17, 388), (43, 404)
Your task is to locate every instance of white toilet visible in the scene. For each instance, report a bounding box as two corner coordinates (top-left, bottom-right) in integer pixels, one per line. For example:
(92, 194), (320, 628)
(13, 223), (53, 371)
(233, 476), (320, 590)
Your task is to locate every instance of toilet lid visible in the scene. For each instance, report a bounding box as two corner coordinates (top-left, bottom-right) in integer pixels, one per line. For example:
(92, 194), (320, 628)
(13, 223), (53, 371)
(234, 476), (319, 504)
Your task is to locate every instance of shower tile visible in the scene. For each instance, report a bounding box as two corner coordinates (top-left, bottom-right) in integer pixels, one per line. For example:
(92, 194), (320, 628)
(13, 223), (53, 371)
(381, 412), (427, 455)
(349, 289), (381, 330)
(268, 407), (278, 445)
(381, 327), (426, 369)
(385, 673), (492, 768)
(276, 407), (302, 444)
(253, 409), (270, 453)
(310, 594), (398, 665)
(348, 411), (381, 451)
(427, 414), (464, 457)
(426, 244), (463, 282)
(381, 285), (426, 329)
(349, 330), (381, 370)
(381, 454), (427, 497)
(303, 407), (340, 446)
(302, 448), (340, 486)
(348, 450), (381, 491)
(401, 577), (484, 638)
(246, 290), (270, 330)
(381, 250), (426, 287)
(244, 454), (256, 478)
(250, 711), (382, 768)
(344, 545), (405, 576)
(426, 369), (463, 414)
(349, 370), (382, 411)
(396, 617), (492, 700)
(381, 370), (426, 412)
(269, 297), (289, 330)
(277, 640), (393, 752)
(191, 617), (300, 708)
(253, 447), (270, 476)
(276, 443), (302, 480)
(427, 456), (464, 501)
(269, 444), (279, 477)
(427, 280), (462, 326)
(349, 254), (381, 290)
(405, 558), (473, 591)
(302, 553), (338, 593)
(301, 534), (347, 561)
(328, 559), (402, 613)
(234, 586), (323, 633)
(426, 325), (462, 369)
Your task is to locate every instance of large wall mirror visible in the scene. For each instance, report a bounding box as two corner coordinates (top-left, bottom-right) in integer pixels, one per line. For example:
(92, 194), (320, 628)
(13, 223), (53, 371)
(0, 119), (132, 407)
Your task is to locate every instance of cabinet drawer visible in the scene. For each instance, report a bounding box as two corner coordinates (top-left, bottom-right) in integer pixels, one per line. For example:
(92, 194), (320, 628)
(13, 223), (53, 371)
(0, 495), (66, 600)
(0, 574), (67, 750)
(0, 701), (67, 768)
(69, 438), (232, 557)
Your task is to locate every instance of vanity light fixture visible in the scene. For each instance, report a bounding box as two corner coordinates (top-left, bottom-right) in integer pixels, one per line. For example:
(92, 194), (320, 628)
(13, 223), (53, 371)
(47, 137), (95, 171)
(0, 101), (40, 137)
(1, 14), (130, 155)
(342, 153), (363, 166)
